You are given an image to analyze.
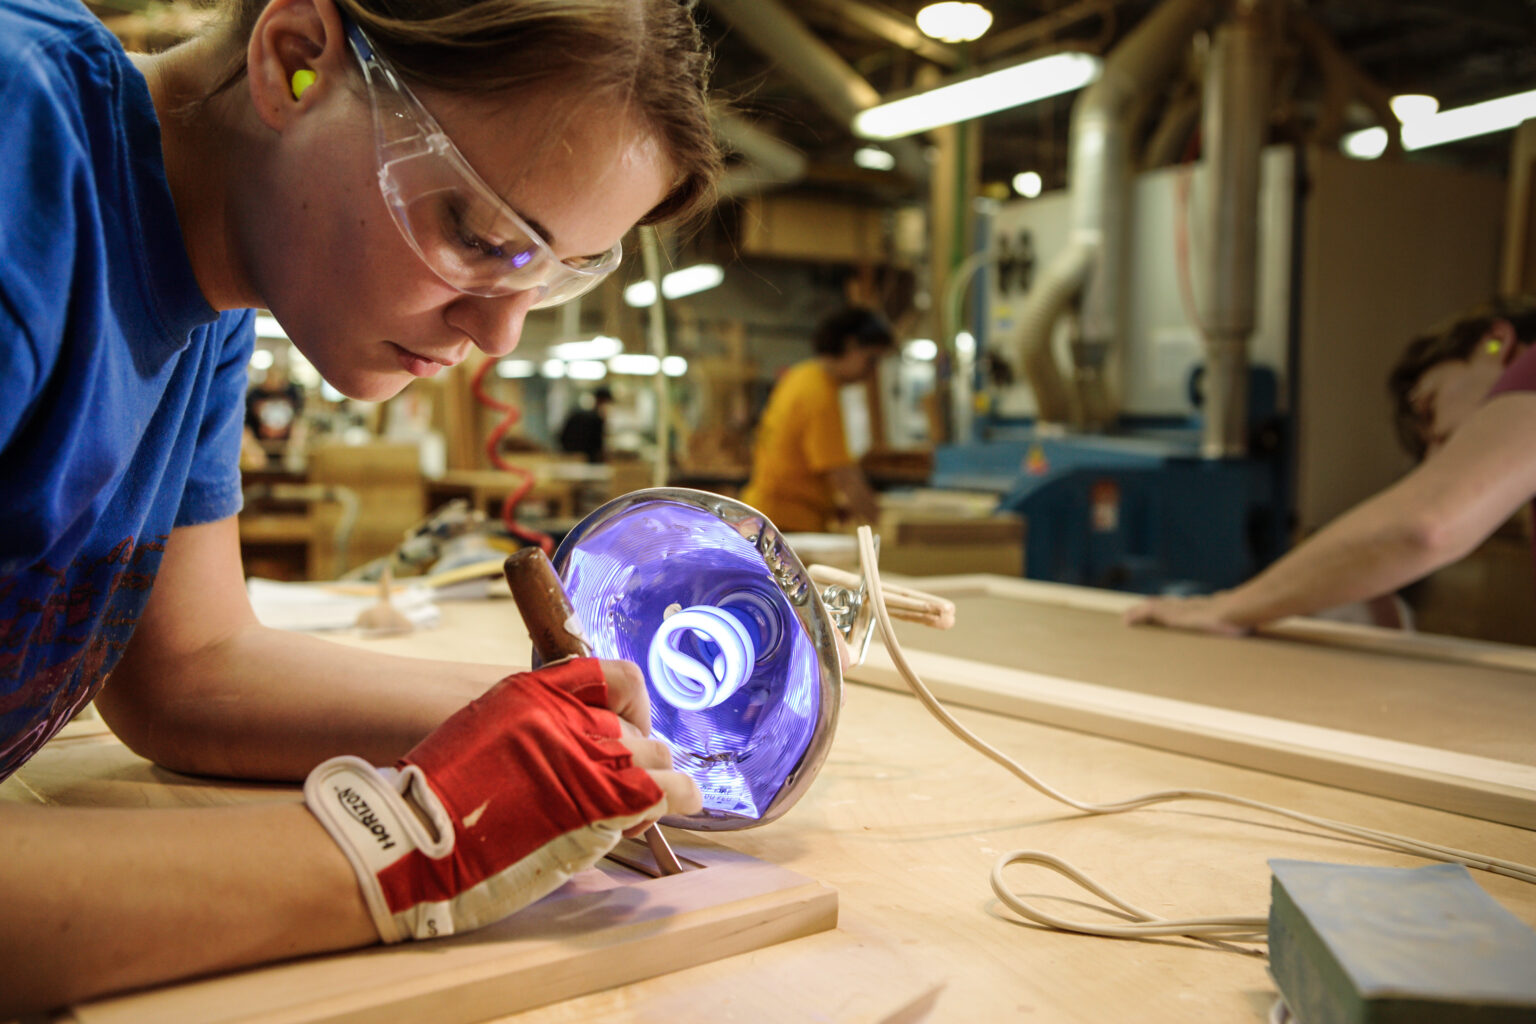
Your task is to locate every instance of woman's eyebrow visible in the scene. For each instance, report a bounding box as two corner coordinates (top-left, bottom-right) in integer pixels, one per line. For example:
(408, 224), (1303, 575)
(520, 211), (556, 249)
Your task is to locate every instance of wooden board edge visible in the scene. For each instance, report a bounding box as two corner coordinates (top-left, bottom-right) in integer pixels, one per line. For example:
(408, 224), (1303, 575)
(324, 881), (838, 1024)
(66, 839), (837, 1024)
(848, 643), (1536, 831)
(899, 574), (1536, 674)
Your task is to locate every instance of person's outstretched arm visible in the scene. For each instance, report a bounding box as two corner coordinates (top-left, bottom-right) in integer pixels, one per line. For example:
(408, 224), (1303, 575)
(2, 518), (699, 1014)
(1125, 391), (1536, 635)
(828, 463), (881, 525)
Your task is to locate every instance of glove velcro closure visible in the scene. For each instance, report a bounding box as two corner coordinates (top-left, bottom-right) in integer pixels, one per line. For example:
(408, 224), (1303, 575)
(305, 754), (665, 943)
(304, 755), (451, 943)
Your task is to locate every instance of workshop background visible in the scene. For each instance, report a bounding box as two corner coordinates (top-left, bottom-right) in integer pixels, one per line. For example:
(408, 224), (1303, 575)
(96, 0), (1536, 644)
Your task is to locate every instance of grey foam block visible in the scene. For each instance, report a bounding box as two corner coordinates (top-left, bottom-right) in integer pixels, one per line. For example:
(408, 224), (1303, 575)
(1268, 859), (1536, 1024)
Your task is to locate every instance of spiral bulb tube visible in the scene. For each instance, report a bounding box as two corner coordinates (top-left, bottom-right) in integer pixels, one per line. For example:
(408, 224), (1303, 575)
(648, 605), (757, 710)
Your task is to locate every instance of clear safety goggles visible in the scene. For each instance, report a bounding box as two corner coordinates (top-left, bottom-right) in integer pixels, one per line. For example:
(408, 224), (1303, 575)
(344, 20), (623, 306)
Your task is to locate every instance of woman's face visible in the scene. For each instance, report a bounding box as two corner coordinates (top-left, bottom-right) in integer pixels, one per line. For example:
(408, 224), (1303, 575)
(253, 80), (675, 402)
(1408, 340), (1511, 455)
(829, 344), (887, 385)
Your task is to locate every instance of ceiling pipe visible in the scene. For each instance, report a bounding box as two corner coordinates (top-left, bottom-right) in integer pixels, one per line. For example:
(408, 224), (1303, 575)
(973, 0), (1118, 63)
(1199, 0), (1273, 458)
(714, 112), (811, 200)
(1142, 81), (1203, 170)
(1290, 8), (1402, 156)
(1012, 0), (1218, 428)
(703, 0), (931, 185)
(801, 0), (961, 68)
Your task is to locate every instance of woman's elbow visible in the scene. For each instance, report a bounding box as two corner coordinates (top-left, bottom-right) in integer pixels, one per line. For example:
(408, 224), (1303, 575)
(1394, 506), (1487, 569)
(93, 668), (216, 776)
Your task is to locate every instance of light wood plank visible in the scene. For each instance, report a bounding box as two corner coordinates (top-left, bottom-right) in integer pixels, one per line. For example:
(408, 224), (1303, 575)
(850, 642), (1536, 830)
(847, 574), (1536, 829)
(914, 573), (1536, 673)
(63, 838), (834, 1024)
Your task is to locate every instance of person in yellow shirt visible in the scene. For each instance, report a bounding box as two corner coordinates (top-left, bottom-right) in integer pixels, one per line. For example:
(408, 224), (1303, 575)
(741, 307), (895, 531)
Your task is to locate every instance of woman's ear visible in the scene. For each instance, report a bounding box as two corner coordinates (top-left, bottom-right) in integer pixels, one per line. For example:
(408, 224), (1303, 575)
(1486, 319), (1521, 368)
(246, 0), (350, 131)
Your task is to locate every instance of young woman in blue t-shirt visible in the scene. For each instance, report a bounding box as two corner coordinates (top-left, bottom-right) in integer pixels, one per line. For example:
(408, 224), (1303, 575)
(0, 0), (718, 1011)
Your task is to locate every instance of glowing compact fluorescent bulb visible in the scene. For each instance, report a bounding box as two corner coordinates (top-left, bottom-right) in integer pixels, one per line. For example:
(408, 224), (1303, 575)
(1342, 87), (1536, 159)
(853, 51), (1101, 141)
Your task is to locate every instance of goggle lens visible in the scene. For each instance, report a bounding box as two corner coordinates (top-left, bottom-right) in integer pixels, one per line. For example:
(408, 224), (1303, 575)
(351, 21), (623, 307)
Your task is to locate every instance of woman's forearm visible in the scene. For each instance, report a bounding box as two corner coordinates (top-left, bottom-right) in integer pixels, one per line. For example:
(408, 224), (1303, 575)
(1210, 494), (1449, 627)
(98, 626), (505, 780)
(0, 801), (375, 1015)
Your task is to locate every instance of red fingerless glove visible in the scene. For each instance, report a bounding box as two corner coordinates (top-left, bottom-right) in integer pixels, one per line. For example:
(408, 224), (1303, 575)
(305, 659), (666, 942)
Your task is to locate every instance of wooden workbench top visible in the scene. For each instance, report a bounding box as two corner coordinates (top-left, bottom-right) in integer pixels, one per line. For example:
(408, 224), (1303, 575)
(7, 584), (1535, 1023)
(888, 586), (1536, 764)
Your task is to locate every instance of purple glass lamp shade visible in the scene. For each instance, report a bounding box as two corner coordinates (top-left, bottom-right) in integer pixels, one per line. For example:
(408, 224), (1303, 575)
(545, 488), (843, 830)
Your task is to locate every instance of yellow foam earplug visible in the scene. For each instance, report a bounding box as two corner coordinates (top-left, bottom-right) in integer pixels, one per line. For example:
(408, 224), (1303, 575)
(291, 69), (317, 100)
(1485, 339), (1503, 355)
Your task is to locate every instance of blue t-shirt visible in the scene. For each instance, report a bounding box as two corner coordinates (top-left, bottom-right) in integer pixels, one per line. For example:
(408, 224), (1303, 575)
(0, 0), (254, 779)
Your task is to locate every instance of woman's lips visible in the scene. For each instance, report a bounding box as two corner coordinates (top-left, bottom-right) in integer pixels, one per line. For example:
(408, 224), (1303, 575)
(388, 342), (452, 379)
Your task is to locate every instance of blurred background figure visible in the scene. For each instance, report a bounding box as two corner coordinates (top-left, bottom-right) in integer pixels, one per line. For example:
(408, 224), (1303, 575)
(558, 386), (615, 464)
(741, 307), (895, 532)
(1126, 296), (1536, 636)
(245, 360), (306, 467)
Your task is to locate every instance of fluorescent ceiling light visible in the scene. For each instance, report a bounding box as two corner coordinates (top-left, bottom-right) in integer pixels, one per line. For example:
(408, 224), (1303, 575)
(662, 263), (724, 299)
(624, 281), (657, 307)
(1012, 170), (1043, 198)
(549, 335), (623, 361)
(853, 51), (1101, 141)
(661, 355), (688, 377)
(854, 146), (896, 171)
(541, 358), (566, 379)
(249, 348), (275, 372)
(955, 331), (976, 357)
(1342, 127), (1390, 159)
(254, 314), (288, 340)
(623, 263), (725, 307)
(566, 360), (608, 381)
(916, 2), (992, 43)
(909, 2), (995, 43)
(495, 359), (537, 378)
(288, 349), (320, 389)
(906, 338), (938, 361)
(1390, 93), (1439, 123)
(609, 353), (662, 375)
(1343, 87), (1536, 159)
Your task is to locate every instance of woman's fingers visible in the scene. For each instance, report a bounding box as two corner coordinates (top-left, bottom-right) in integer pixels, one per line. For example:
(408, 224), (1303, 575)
(597, 658), (704, 819)
(617, 735), (702, 823)
(597, 658), (652, 736)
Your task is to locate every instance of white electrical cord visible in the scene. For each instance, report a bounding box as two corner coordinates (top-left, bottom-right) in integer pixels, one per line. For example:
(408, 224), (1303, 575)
(854, 527), (1536, 942)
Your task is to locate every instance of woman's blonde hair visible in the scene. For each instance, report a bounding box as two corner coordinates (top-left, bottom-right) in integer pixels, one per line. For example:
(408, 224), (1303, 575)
(211, 0), (720, 226)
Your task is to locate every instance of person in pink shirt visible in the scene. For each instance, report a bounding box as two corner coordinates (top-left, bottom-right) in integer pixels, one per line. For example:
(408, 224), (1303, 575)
(1127, 296), (1536, 636)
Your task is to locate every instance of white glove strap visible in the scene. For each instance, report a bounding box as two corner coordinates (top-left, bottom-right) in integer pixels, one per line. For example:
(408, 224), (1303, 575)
(304, 755), (452, 943)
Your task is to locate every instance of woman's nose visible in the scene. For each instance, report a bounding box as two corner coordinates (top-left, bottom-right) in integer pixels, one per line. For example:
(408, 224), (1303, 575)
(447, 288), (545, 358)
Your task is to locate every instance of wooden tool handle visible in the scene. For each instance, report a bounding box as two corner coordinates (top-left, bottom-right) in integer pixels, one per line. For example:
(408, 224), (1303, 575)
(504, 547), (591, 662)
